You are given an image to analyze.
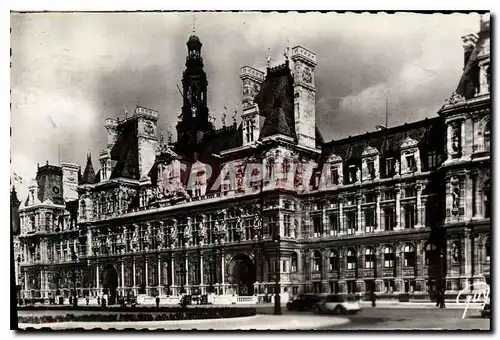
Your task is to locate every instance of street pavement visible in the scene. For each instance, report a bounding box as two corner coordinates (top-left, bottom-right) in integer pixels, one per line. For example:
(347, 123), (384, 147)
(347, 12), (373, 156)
(17, 303), (490, 331)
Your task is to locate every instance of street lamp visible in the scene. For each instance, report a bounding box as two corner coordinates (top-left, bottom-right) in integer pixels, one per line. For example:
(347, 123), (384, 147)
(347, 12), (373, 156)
(71, 247), (78, 307)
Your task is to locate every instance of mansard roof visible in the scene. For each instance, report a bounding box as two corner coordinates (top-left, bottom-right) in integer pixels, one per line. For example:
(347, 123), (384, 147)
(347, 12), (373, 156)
(110, 118), (140, 181)
(319, 117), (443, 166)
(255, 61), (296, 140)
(455, 21), (490, 100)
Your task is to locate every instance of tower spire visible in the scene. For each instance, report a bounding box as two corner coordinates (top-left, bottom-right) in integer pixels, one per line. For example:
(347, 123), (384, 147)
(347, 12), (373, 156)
(192, 12), (196, 33)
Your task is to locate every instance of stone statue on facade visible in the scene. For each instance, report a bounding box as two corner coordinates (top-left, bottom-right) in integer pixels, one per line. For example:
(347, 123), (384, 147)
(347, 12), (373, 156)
(452, 243), (460, 263)
(451, 129), (460, 155)
(170, 221), (178, 247)
(394, 159), (400, 175)
(356, 167), (361, 182)
(199, 220), (207, 243)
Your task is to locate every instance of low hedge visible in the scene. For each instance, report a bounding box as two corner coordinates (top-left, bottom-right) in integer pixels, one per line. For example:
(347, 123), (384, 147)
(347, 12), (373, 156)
(17, 305), (224, 313)
(18, 307), (256, 324)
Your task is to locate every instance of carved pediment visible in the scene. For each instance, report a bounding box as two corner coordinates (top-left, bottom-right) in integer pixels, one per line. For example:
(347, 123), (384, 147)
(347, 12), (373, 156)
(362, 146), (379, 157)
(327, 153), (342, 163)
(400, 136), (418, 150)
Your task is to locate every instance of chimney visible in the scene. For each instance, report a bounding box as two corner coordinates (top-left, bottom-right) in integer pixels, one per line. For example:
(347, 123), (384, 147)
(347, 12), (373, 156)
(461, 33), (479, 68)
(240, 66), (265, 145)
(61, 162), (80, 202)
(104, 118), (118, 149)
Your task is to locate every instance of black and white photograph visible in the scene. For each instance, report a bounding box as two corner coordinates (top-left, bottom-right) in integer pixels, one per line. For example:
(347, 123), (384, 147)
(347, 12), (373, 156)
(9, 9), (491, 331)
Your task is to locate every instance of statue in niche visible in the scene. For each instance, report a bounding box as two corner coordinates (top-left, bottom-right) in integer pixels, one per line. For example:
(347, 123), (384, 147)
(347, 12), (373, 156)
(452, 243), (460, 263)
(394, 159), (400, 175)
(294, 163), (304, 189)
(199, 220), (206, 242)
(451, 129), (461, 155)
(356, 167), (361, 182)
(236, 167), (244, 190)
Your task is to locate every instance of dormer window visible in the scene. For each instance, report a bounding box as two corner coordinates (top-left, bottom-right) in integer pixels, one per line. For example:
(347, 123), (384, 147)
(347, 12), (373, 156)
(245, 119), (255, 143)
(348, 165), (357, 183)
(406, 155), (416, 172)
(428, 150), (438, 169)
(282, 158), (291, 178)
(366, 160), (375, 179)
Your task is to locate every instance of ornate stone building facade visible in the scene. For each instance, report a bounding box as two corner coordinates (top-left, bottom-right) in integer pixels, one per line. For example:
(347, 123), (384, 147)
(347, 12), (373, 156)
(18, 17), (490, 302)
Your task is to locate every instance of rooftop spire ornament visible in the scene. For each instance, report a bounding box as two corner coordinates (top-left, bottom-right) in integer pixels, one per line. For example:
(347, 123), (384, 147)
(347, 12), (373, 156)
(284, 38), (290, 61)
(222, 109), (227, 127)
(123, 103), (129, 118)
(192, 12), (196, 33)
(266, 47), (272, 68)
(232, 109), (238, 125)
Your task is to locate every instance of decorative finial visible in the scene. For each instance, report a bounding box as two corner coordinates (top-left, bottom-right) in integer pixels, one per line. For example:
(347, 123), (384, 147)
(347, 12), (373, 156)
(136, 97), (140, 107)
(192, 12), (196, 33)
(208, 109), (216, 124)
(284, 38), (290, 61)
(167, 130), (173, 145)
(232, 109), (237, 124)
(266, 47), (272, 67)
(123, 103), (129, 117)
(222, 108), (227, 127)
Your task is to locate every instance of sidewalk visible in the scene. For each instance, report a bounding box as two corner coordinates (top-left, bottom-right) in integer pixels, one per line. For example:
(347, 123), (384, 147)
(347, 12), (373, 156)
(19, 314), (350, 330)
(358, 300), (484, 309)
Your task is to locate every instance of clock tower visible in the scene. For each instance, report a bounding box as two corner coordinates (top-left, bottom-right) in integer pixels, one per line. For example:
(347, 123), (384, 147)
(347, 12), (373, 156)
(176, 33), (212, 161)
(291, 46), (317, 149)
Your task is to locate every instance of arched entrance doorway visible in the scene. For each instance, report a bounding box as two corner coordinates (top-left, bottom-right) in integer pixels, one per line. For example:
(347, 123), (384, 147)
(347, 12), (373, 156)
(102, 264), (118, 305)
(231, 254), (256, 296)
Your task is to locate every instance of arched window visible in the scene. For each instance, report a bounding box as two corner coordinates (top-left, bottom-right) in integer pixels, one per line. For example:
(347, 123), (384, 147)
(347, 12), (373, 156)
(425, 243), (439, 266)
(485, 237), (491, 262)
(329, 250), (339, 271)
(364, 247), (375, 268)
(312, 250), (322, 272)
(266, 158), (275, 180)
(383, 246), (395, 268)
(282, 158), (291, 178)
(484, 120), (491, 152)
(347, 248), (356, 270)
(403, 244), (416, 267)
(291, 253), (298, 272)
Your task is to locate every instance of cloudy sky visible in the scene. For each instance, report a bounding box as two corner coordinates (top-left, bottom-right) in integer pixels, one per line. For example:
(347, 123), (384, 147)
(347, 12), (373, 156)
(10, 11), (480, 199)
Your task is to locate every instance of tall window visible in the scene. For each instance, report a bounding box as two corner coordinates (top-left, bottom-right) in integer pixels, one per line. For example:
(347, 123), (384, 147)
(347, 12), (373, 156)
(364, 248), (375, 269)
(282, 158), (291, 180)
(383, 246), (395, 268)
(384, 207), (395, 231)
(403, 244), (416, 267)
(245, 119), (255, 143)
(291, 253), (298, 272)
(266, 158), (275, 180)
(329, 250), (339, 271)
(364, 209), (375, 233)
(384, 190), (395, 201)
(405, 186), (416, 198)
(329, 214), (339, 236)
(347, 248), (356, 270)
(484, 121), (491, 152)
(330, 166), (339, 185)
(385, 157), (395, 177)
(312, 250), (322, 272)
(485, 237), (491, 262)
(284, 214), (291, 237)
(312, 215), (322, 237)
(348, 165), (357, 183)
(425, 243), (439, 266)
(404, 205), (416, 229)
(266, 215), (277, 237)
(346, 211), (356, 234)
(484, 182), (491, 218)
(428, 150), (438, 168)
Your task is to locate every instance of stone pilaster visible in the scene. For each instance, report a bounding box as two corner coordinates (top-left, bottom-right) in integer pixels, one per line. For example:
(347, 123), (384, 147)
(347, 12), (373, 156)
(376, 190), (381, 231)
(356, 194), (363, 234)
(465, 171), (474, 220)
(415, 182), (424, 228)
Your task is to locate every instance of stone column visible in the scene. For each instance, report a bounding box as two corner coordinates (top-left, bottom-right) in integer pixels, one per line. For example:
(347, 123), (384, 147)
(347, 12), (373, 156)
(338, 196), (344, 235)
(157, 257), (161, 295)
(96, 264), (100, 295)
(416, 183), (423, 228)
(221, 252), (226, 294)
(132, 257), (136, 290)
(465, 172), (474, 220)
(460, 120), (466, 159)
(60, 241), (63, 262)
(356, 194), (362, 234)
(462, 229), (472, 289)
(184, 255), (190, 294)
(24, 271), (28, 293)
(376, 191), (381, 231)
(170, 256), (175, 287)
(121, 260), (125, 291)
(145, 257), (149, 294)
(395, 185), (401, 230)
(200, 253), (204, 285)
(322, 205), (328, 237)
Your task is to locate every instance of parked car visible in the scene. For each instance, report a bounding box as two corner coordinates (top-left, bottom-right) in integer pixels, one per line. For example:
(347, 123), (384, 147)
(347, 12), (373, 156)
(286, 294), (321, 312)
(314, 294), (361, 315)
